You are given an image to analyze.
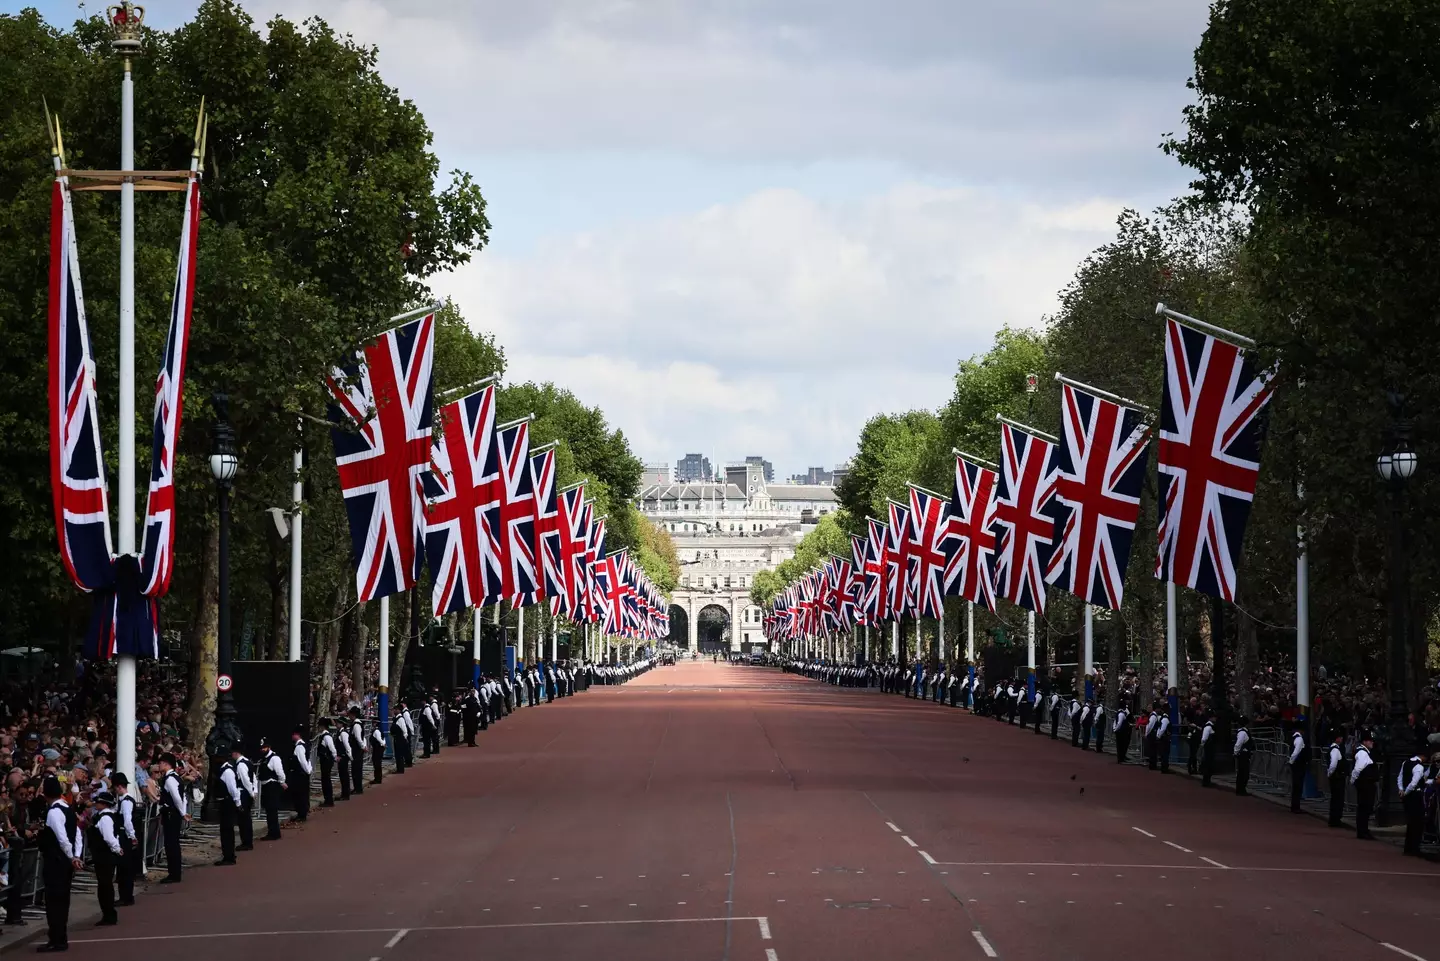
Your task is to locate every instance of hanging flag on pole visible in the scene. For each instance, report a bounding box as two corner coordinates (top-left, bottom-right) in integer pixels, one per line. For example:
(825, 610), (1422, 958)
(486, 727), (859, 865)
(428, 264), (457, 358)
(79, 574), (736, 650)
(327, 309), (436, 602)
(552, 482), (587, 619)
(495, 418), (538, 607)
(530, 444), (563, 604)
(907, 485), (951, 620)
(1045, 377), (1151, 610)
(849, 534), (869, 627)
(942, 452), (999, 612)
(863, 519), (888, 622)
(1154, 307), (1276, 601)
(423, 383), (498, 617)
(990, 418), (1060, 614)
(886, 499), (915, 618)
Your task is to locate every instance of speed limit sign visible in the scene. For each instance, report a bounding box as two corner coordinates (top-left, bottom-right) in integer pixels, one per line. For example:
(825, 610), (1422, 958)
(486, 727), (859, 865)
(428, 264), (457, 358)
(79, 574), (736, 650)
(216, 674), (233, 693)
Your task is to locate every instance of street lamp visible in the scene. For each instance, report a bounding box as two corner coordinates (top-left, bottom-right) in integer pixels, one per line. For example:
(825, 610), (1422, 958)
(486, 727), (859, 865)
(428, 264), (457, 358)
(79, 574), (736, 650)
(204, 393), (243, 815)
(1375, 390), (1417, 827)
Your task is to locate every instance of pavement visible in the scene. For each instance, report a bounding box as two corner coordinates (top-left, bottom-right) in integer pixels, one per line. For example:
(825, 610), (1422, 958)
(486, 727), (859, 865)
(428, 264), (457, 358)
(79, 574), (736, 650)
(32, 661), (1440, 961)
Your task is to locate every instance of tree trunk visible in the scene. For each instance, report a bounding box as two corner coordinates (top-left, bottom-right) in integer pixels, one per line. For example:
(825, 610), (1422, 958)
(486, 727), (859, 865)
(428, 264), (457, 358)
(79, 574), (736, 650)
(393, 588), (414, 702)
(350, 600), (368, 707)
(1105, 611), (1125, 711)
(1235, 600), (1258, 720)
(316, 580), (348, 722)
(265, 520), (288, 661)
(1138, 599), (1156, 714)
(184, 513), (220, 753)
(1197, 599), (1213, 663)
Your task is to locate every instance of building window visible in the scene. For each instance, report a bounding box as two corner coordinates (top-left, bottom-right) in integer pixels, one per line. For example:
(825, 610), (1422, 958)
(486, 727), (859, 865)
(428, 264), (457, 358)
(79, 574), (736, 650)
(724, 576), (732, 588)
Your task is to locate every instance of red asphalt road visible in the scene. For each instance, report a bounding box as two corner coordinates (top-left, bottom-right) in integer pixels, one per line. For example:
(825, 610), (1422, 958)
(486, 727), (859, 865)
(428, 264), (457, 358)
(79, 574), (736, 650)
(62, 662), (1440, 961)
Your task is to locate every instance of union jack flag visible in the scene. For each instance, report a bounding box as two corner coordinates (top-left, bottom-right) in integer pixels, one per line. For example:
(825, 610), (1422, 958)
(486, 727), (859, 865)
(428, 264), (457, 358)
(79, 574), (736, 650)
(832, 556), (856, 629)
(1155, 317), (1276, 601)
(423, 384), (498, 617)
(887, 500), (915, 618)
(942, 454), (999, 612)
(138, 177), (199, 599)
(586, 514), (608, 625)
(551, 482), (587, 618)
(907, 485), (950, 620)
(849, 534), (869, 627)
(599, 549), (629, 635)
(530, 445), (563, 605)
(1046, 382), (1151, 610)
(48, 174), (112, 594)
(327, 313), (435, 602)
(495, 420), (538, 607)
(990, 421), (1060, 614)
(863, 520), (888, 622)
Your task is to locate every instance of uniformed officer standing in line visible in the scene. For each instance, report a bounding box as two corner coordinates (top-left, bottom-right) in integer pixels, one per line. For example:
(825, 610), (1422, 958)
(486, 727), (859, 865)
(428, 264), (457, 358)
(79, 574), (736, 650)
(1287, 722), (1309, 813)
(335, 716), (353, 801)
(257, 738), (287, 840)
(235, 749), (257, 850)
(1153, 706), (1171, 773)
(348, 708), (366, 795)
(1187, 715), (1203, 775)
(288, 727), (312, 822)
(1049, 690), (1062, 739)
(462, 684), (480, 746)
(1079, 699), (1094, 750)
(428, 692), (443, 754)
(1113, 702), (1131, 763)
(156, 753), (188, 882)
(1398, 746), (1428, 856)
(370, 721), (387, 784)
(1325, 730), (1348, 827)
(1093, 701), (1107, 753)
(112, 773), (138, 905)
(419, 697), (437, 758)
(1031, 686), (1044, 733)
(317, 719), (338, 807)
(1351, 732), (1378, 840)
(215, 747), (243, 865)
(445, 692), (462, 746)
(1198, 712), (1218, 787)
(37, 775), (81, 953)
(1070, 697), (1083, 747)
(1006, 681), (1021, 725)
(89, 791), (123, 926)
(390, 703), (410, 773)
(1233, 718), (1253, 796)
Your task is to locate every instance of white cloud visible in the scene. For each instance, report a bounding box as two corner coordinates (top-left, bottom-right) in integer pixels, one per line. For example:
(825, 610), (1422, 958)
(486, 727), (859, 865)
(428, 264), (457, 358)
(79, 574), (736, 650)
(433, 184), (1126, 472)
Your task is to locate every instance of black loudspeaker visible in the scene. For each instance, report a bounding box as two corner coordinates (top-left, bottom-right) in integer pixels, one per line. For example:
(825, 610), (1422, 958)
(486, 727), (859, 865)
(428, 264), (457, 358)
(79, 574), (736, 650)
(230, 660), (312, 753)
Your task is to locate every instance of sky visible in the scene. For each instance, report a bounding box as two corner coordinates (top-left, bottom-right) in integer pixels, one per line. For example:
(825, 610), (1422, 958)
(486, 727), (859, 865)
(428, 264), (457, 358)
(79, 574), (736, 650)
(39, 0), (1213, 478)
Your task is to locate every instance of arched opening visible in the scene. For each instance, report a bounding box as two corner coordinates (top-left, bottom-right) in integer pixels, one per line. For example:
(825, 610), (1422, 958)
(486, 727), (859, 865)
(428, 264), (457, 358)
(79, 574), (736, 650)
(666, 605), (689, 648)
(696, 604), (731, 653)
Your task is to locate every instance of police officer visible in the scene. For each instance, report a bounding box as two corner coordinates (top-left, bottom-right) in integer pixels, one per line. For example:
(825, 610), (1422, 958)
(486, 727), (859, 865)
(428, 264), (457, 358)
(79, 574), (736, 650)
(1325, 730), (1348, 828)
(317, 719), (338, 807)
(1113, 701), (1131, 764)
(1398, 746), (1428, 856)
(419, 697), (437, 758)
(235, 747), (257, 850)
(112, 772), (138, 905)
(1093, 701), (1107, 753)
(390, 703), (410, 774)
(462, 684), (480, 746)
(1153, 705), (1172, 773)
(1080, 699), (1094, 750)
(1287, 721), (1309, 814)
(335, 715), (353, 801)
(1198, 711), (1218, 787)
(156, 752), (188, 882)
(370, 720), (387, 784)
(1049, 690), (1062, 739)
(348, 707), (366, 795)
(215, 747), (243, 865)
(1234, 717), (1253, 796)
(37, 775), (80, 952)
(89, 791), (123, 926)
(288, 726), (312, 822)
(257, 738), (287, 841)
(1070, 697), (1083, 747)
(1351, 731), (1378, 840)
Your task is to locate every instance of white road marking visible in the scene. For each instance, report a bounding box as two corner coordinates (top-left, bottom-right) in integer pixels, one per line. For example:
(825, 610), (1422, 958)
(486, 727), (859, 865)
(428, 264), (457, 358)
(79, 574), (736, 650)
(1163, 841), (1193, 853)
(901, 835), (919, 847)
(919, 850), (937, 864)
(932, 860), (1435, 877)
(757, 917), (772, 940)
(1382, 943), (1430, 961)
(385, 930), (409, 949)
(972, 931), (998, 958)
(886, 822), (902, 832)
(1131, 827), (1156, 838)
(1200, 857), (1229, 869)
(766, 951), (780, 961)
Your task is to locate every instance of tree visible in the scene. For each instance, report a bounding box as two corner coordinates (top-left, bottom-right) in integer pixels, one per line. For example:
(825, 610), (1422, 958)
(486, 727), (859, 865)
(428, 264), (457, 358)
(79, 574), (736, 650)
(836, 412), (941, 523)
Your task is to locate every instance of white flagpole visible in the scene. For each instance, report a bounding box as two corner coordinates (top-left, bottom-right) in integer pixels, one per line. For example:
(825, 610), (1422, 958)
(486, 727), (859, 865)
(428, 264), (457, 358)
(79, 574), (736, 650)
(472, 607), (482, 684)
(288, 437), (303, 661)
(518, 606), (526, 662)
(114, 38), (139, 793)
(1083, 604), (1094, 700)
(378, 595), (390, 740)
(1166, 581), (1179, 692)
(966, 601), (974, 661)
(938, 606), (946, 663)
(891, 621), (898, 659)
(1026, 609), (1036, 699)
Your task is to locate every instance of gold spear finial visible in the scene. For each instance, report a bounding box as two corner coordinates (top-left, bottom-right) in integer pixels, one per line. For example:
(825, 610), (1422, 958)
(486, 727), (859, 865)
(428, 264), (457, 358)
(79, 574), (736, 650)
(190, 96), (205, 161)
(55, 116), (67, 169)
(42, 97), (58, 159)
(198, 115), (209, 175)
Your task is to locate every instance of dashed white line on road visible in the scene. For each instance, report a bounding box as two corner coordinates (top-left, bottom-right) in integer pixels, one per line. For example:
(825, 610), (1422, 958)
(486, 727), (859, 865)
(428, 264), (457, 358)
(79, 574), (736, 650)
(1163, 841), (1193, 853)
(886, 822), (902, 832)
(757, 918), (772, 940)
(901, 835), (919, 847)
(1382, 943), (1429, 961)
(1200, 857), (1229, 869)
(919, 850), (937, 864)
(972, 931), (998, 957)
(766, 950), (780, 961)
(385, 930), (409, 949)
(1131, 827), (1156, 838)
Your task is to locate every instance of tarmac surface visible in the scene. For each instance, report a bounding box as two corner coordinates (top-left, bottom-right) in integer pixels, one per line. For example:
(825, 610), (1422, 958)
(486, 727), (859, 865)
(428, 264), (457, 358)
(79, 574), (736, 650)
(57, 661), (1440, 960)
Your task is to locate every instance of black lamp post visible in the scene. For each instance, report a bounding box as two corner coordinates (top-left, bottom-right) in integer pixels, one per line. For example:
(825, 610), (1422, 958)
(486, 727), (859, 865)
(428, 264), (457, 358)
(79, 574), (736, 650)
(203, 393), (243, 816)
(1375, 390), (1417, 827)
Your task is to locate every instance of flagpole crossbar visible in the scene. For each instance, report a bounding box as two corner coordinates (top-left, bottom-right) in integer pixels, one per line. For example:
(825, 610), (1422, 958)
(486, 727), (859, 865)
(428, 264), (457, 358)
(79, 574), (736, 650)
(1155, 302), (1256, 349)
(531, 440), (559, 454)
(906, 481), (948, 500)
(495, 413), (535, 431)
(438, 373), (499, 400)
(995, 413), (1059, 444)
(1053, 372), (1154, 413)
(388, 301), (443, 325)
(953, 448), (1000, 471)
(60, 169), (193, 192)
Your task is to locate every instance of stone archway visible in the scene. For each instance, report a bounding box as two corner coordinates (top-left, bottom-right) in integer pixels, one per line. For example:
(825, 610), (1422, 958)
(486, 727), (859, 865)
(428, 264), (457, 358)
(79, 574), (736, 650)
(666, 605), (689, 649)
(696, 604), (731, 653)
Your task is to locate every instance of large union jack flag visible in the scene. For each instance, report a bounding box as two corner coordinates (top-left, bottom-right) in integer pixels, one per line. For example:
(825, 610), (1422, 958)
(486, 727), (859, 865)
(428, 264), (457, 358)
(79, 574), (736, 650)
(423, 384), (498, 617)
(1045, 382), (1151, 610)
(990, 421), (1060, 614)
(138, 177), (200, 599)
(907, 485), (951, 620)
(586, 514), (608, 626)
(327, 313), (435, 602)
(863, 519), (888, 622)
(551, 482), (587, 619)
(1155, 317), (1276, 601)
(495, 420), (538, 607)
(530, 444), (563, 605)
(48, 174), (112, 594)
(849, 534), (869, 627)
(942, 454), (999, 612)
(887, 500), (915, 619)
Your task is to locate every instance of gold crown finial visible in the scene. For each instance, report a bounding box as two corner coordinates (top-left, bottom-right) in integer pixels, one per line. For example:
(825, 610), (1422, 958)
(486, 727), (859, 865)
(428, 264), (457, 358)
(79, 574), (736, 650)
(107, 3), (145, 57)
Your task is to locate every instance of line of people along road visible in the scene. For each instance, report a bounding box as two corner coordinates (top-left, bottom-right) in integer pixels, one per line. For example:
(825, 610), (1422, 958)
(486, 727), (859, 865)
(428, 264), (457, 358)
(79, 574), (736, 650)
(782, 658), (1429, 860)
(32, 657), (655, 953)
